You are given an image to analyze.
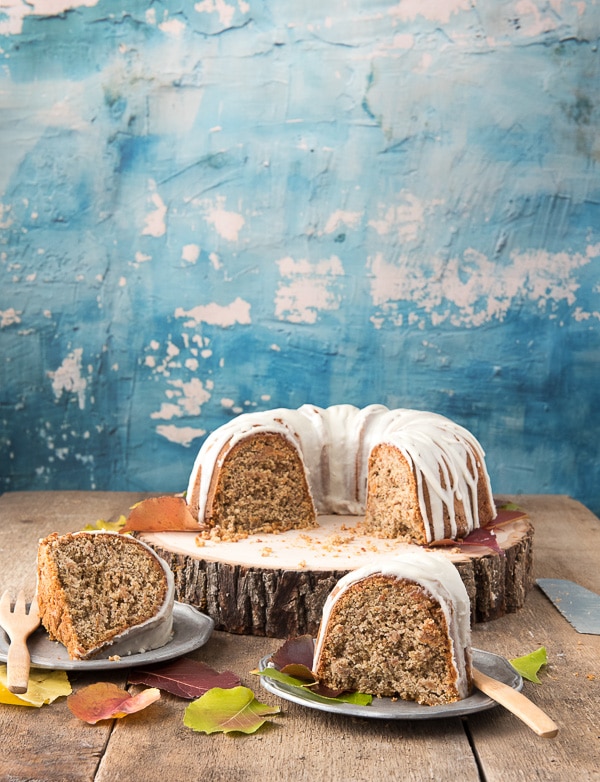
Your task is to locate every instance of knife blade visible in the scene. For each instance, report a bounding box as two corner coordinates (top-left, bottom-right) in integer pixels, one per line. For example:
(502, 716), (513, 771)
(536, 578), (600, 635)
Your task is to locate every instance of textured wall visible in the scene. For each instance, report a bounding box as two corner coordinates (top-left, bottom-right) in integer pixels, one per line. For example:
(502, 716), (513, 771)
(1, 1), (599, 513)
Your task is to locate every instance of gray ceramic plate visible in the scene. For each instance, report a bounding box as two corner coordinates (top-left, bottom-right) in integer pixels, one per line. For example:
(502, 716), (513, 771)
(0, 602), (214, 671)
(258, 647), (522, 720)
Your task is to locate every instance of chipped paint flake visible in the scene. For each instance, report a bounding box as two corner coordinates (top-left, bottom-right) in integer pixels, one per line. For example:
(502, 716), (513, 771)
(369, 243), (600, 328)
(142, 181), (168, 238)
(182, 244), (200, 263)
(322, 210), (362, 235)
(175, 297), (251, 328)
(201, 197), (245, 242)
(155, 425), (206, 447)
(1, 308), (22, 328)
(275, 255), (345, 324)
(369, 193), (443, 244)
(0, 0), (99, 36)
(47, 348), (88, 410)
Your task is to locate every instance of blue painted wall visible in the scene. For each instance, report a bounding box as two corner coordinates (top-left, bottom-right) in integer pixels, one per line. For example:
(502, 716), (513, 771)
(1, 1), (599, 513)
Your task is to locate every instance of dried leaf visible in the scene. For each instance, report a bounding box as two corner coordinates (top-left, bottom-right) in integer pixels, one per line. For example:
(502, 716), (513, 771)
(459, 526), (504, 555)
(495, 504), (528, 519)
(121, 496), (199, 532)
(271, 635), (315, 670)
(128, 658), (240, 699)
(82, 515), (128, 532)
(430, 525), (504, 555)
(510, 646), (548, 684)
(262, 637), (373, 703)
(253, 667), (372, 705)
(0, 666), (71, 707)
(67, 682), (160, 723)
(183, 686), (280, 734)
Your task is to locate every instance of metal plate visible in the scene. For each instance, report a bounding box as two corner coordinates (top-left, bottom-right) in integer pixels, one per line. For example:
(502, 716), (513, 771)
(0, 603), (214, 671)
(258, 648), (522, 720)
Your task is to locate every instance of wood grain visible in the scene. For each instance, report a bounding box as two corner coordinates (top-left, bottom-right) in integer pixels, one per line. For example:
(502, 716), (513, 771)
(0, 491), (597, 782)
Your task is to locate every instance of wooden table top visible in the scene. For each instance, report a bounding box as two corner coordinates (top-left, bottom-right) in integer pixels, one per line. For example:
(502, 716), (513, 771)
(0, 491), (598, 782)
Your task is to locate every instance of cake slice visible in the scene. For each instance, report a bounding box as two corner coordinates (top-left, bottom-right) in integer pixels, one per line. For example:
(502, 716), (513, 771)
(312, 549), (472, 705)
(37, 531), (174, 660)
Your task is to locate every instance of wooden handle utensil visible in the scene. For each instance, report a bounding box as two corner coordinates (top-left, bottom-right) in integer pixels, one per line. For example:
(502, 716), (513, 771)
(0, 591), (41, 694)
(472, 666), (558, 738)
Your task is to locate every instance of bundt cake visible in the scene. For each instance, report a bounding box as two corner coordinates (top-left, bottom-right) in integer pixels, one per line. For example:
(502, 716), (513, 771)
(186, 404), (495, 543)
(312, 549), (473, 704)
(37, 531), (175, 660)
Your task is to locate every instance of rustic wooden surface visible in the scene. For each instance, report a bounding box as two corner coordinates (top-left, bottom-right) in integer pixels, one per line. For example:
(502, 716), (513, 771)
(0, 491), (598, 782)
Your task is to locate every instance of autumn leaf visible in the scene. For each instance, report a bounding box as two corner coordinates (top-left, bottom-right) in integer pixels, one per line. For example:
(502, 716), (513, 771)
(254, 667), (372, 706)
(271, 635), (315, 671)
(128, 658), (240, 699)
(510, 647), (548, 684)
(183, 686), (280, 734)
(261, 637), (373, 703)
(67, 682), (160, 723)
(0, 666), (71, 707)
(121, 495), (199, 533)
(82, 515), (128, 532)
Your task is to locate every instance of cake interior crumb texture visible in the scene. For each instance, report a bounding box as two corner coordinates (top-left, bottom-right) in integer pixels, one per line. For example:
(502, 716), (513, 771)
(206, 433), (316, 533)
(314, 576), (464, 705)
(37, 533), (168, 659)
(365, 442), (491, 542)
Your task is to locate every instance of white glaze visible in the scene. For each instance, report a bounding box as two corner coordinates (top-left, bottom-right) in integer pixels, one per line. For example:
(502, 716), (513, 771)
(39, 531), (175, 659)
(312, 548), (472, 699)
(186, 404), (495, 543)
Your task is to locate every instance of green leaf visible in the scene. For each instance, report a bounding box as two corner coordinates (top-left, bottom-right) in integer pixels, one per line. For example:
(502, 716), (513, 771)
(254, 667), (372, 706)
(183, 686), (280, 734)
(510, 646), (548, 683)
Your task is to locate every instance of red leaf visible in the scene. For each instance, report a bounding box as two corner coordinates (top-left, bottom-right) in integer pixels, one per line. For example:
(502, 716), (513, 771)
(269, 637), (350, 698)
(68, 682), (160, 724)
(460, 526), (504, 554)
(127, 658), (241, 699)
(271, 635), (315, 671)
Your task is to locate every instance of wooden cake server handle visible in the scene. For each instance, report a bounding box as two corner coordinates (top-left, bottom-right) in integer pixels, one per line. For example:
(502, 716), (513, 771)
(472, 667), (559, 738)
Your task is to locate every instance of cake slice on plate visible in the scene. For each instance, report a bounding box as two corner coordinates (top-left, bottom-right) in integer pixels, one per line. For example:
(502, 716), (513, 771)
(312, 548), (472, 705)
(37, 531), (174, 660)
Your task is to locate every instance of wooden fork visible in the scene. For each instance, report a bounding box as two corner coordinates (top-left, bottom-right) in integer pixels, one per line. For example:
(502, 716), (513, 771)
(0, 590), (41, 694)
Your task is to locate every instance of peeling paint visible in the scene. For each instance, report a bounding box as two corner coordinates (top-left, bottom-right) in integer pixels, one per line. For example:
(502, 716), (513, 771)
(175, 298), (252, 328)
(47, 349), (88, 411)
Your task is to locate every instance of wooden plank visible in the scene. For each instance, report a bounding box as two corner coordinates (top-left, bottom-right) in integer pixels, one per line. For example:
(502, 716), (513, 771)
(96, 630), (480, 782)
(469, 495), (600, 781)
(0, 491), (597, 782)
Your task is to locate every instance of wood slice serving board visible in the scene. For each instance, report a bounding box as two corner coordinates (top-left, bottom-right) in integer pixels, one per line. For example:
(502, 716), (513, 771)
(139, 507), (534, 638)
